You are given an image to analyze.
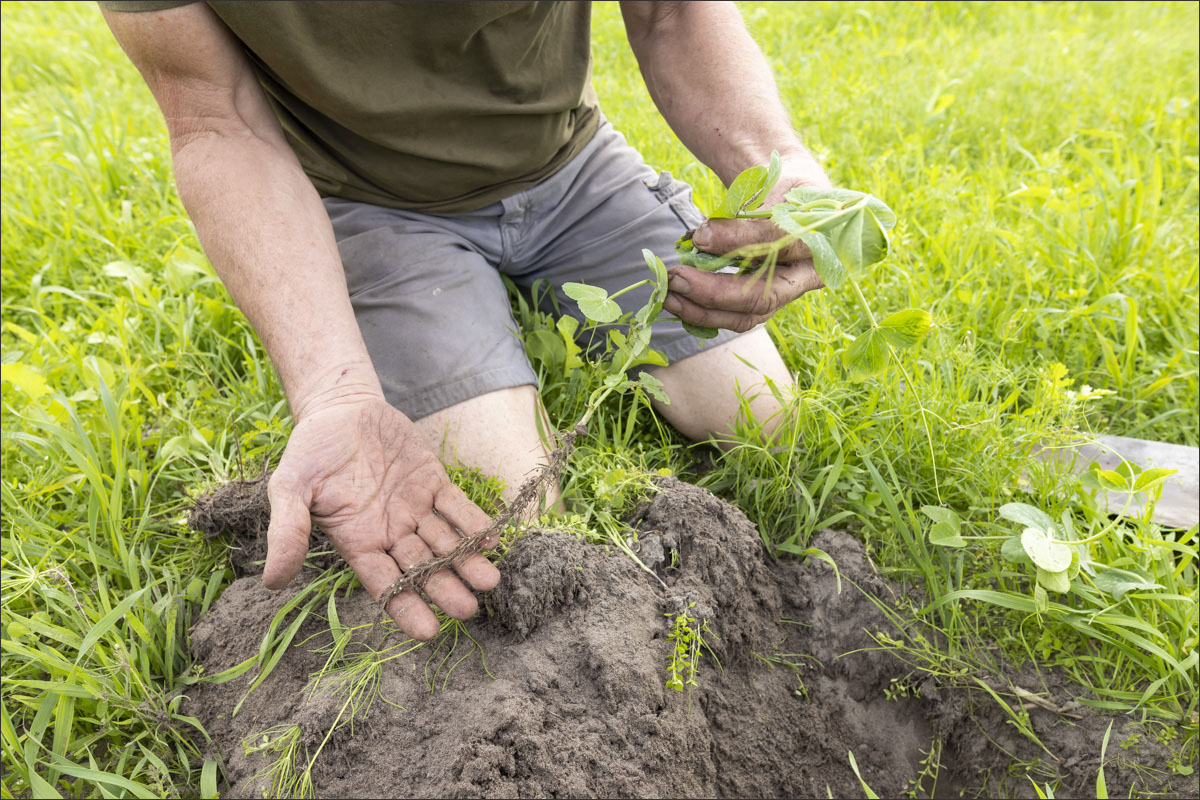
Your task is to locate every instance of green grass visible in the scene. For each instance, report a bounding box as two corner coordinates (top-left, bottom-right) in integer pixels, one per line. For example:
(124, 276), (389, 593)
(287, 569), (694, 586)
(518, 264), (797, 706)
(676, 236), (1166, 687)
(2, 1), (1197, 797)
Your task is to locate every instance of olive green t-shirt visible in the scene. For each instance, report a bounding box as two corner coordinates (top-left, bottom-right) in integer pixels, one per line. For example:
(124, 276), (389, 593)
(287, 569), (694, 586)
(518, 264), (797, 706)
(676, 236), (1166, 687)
(99, 1), (600, 212)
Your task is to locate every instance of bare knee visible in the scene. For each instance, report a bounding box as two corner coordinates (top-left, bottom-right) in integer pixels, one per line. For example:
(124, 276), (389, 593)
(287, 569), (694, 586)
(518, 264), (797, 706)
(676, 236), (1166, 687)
(649, 328), (794, 445)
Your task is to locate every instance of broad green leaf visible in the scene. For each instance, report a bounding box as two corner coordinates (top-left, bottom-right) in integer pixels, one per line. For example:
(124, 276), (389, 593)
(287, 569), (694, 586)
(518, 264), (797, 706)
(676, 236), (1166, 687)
(1036, 566), (1071, 594)
(998, 502), (1056, 533)
(1001, 536), (1032, 564)
(1020, 528), (1072, 572)
(0, 362), (48, 399)
(878, 309), (933, 348)
(784, 186), (898, 230)
(1092, 567), (1164, 601)
(830, 206), (869, 270)
(711, 165), (768, 218)
(929, 521), (966, 547)
(562, 282), (621, 323)
(795, 230), (845, 289)
(1133, 467), (1177, 493)
(525, 328), (564, 369)
(843, 328), (889, 377)
(1095, 469), (1130, 491)
(682, 321), (719, 339)
(920, 505), (961, 528)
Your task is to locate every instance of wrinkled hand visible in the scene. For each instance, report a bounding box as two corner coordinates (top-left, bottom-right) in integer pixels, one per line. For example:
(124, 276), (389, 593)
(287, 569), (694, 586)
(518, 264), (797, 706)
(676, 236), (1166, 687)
(263, 393), (499, 640)
(664, 154), (833, 333)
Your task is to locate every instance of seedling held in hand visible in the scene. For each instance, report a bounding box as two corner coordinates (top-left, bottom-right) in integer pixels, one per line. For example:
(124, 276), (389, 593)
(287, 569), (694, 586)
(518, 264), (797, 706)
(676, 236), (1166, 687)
(674, 151), (931, 377)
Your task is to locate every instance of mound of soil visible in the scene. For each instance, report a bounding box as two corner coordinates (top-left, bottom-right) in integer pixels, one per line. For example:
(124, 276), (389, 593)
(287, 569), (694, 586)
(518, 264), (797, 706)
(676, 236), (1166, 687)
(187, 478), (1186, 798)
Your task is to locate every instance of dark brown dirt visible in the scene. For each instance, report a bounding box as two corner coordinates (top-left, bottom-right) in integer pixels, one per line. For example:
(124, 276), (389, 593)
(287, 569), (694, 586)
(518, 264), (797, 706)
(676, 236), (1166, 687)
(186, 478), (1189, 798)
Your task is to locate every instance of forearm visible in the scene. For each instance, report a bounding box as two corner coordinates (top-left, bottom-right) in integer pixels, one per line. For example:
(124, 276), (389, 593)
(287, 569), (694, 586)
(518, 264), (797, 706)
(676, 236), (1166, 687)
(622, 1), (814, 184)
(172, 132), (381, 418)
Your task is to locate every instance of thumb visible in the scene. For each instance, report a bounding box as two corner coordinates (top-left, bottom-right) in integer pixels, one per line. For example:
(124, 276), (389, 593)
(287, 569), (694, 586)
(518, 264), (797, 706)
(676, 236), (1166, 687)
(262, 473), (313, 590)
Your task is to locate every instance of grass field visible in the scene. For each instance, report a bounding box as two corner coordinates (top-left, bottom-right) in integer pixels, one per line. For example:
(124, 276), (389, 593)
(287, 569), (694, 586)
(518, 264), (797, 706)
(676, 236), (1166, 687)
(2, 1), (1197, 797)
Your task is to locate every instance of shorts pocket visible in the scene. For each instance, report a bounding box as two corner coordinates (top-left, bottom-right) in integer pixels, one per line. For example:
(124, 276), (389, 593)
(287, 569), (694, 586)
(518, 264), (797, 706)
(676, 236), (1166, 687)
(645, 170), (705, 230)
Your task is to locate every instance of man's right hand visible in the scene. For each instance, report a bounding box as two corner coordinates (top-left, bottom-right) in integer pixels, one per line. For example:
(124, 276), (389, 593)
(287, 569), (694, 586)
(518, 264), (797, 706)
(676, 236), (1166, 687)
(263, 393), (500, 641)
(101, 2), (499, 640)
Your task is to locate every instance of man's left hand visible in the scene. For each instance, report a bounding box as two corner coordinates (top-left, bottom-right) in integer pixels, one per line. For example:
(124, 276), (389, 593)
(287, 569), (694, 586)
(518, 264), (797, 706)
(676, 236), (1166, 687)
(664, 154), (833, 333)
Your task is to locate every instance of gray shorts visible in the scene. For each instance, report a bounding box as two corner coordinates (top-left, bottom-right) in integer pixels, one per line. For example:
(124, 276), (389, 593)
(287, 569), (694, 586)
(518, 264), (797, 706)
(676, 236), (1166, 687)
(324, 120), (740, 420)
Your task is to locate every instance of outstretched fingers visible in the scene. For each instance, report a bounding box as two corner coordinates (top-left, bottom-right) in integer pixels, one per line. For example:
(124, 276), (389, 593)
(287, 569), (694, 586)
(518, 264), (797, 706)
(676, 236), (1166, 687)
(417, 511), (500, 592)
(347, 549), (442, 641)
(435, 483), (499, 549)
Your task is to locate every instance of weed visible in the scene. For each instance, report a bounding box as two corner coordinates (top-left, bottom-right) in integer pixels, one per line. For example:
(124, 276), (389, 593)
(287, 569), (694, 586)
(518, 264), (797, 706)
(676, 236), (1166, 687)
(665, 602), (720, 698)
(242, 724), (311, 800)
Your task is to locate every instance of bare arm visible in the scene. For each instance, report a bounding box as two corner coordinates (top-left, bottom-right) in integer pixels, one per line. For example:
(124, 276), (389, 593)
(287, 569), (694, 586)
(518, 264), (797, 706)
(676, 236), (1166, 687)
(100, 3), (377, 417)
(621, 1), (829, 332)
(101, 4), (497, 637)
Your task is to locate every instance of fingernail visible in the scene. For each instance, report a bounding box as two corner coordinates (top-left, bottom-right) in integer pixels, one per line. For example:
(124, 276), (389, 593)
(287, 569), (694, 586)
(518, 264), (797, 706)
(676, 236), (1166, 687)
(663, 294), (682, 314)
(692, 223), (712, 248)
(668, 275), (691, 295)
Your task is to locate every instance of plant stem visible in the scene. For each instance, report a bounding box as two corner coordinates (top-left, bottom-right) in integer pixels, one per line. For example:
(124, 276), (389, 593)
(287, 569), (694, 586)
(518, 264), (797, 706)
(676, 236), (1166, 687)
(849, 280), (878, 327)
(606, 279), (651, 304)
(890, 351), (943, 504)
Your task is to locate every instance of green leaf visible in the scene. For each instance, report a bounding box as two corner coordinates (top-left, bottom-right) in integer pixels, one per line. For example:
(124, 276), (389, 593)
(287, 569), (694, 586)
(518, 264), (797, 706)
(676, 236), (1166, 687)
(642, 249), (669, 304)
(762, 150), (783, 202)
(1095, 469), (1130, 491)
(1001, 536), (1032, 564)
(556, 316), (585, 372)
(1096, 721), (1112, 800)
(929, 521), (966, 548)
(637, 372), (670, 404)
(201, 759), (220, 800)
(1133, 467), (1177, 493)
(798, 230), (846, 289)
(998, 502), (1056, 533)
(921, 505), (961, 527)
(1092, 567), (1164, 601)
(1021, 528), (1072, 572)
(524, 328), (564, 370)
(0, 362), (49, 399)
(682, 321), (719, 339)
(1036, 566), (1071, 594)
(711, 165), (768, 218)
(843, 328), (889, 377)
(75, 586), (150, 666)
(847, 751), (880, 800)
(562, 282), (621, 323)
(878, 309), (933, 348)
(1033, 583), (1049, 613)
(784, 186), (898, 230)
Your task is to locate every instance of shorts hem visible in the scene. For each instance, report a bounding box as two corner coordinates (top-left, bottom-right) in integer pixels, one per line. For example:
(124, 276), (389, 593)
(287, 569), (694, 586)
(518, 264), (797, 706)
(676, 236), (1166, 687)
(387, 365), (539, 421)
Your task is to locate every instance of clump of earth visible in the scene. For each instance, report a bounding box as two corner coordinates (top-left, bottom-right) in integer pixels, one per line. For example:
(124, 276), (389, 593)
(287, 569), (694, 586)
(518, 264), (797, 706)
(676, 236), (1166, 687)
(187, 477), (1186, 798)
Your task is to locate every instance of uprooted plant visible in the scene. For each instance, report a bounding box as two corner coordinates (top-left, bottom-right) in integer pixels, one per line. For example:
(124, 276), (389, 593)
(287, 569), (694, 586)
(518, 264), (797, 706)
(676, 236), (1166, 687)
(672, 151), (931, 377)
